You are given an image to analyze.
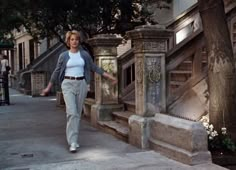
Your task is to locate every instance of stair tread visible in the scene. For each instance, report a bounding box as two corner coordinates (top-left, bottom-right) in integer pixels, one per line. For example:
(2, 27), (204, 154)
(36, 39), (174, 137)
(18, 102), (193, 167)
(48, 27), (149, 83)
(170, 70), (192, 74)
(112, 111), (134, 120)
(84, 98), (95, 104)
(180, 60), (207, 64)
(123, 100), (135, 105)
(170, 81), (185, 85)
(183, 60), (192, 64)
(98, 121), (129, 136)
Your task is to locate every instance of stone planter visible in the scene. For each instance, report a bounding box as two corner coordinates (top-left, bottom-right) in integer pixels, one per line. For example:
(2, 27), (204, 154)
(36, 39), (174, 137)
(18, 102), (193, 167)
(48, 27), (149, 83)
(56, 91), (65, 107)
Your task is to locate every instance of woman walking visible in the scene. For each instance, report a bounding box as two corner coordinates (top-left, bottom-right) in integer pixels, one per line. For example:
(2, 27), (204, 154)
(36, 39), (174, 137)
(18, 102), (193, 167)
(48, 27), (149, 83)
(41, 30), (117, 153)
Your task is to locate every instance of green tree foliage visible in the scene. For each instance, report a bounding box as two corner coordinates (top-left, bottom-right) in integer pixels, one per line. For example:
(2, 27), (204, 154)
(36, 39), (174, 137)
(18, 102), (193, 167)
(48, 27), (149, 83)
(0, 0), (158, 42)
(0, 0), (24, 41)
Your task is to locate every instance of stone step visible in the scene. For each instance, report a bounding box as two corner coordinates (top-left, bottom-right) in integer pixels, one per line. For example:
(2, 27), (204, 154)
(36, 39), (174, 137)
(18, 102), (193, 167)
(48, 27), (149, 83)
(56, 91), (65, 107)
(175, 63), (192, 71)
(170, 72), (191, 82)
(98, 120), (129, 142)
(169, 71), (192, 88)
(183, 60), (193, 64)
(84, 98), (96, 104)
(170, 81), (185, 86)
(83, 98), (96, 121)
(123, 100), (135, 113)
(183, 60), (207, 64)
(112, 111), (134, 126)
(112, 111), (134, 121)
(170, 70), (192, 74)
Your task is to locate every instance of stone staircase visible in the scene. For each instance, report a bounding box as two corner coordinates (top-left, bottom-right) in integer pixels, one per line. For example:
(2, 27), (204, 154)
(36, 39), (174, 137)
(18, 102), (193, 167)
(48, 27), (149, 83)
(169, 48), (207, 94)
(95, 47), (207, 142)
(98, 100), (135, 142)
(17, 42), (66, 96)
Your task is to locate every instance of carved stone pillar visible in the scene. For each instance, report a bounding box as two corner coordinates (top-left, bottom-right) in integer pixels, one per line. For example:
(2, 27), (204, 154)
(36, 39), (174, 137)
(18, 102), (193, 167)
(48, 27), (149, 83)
(127, 25), (173, 117)
(127, 25), (173, 149)
(88, 34), (123, 127)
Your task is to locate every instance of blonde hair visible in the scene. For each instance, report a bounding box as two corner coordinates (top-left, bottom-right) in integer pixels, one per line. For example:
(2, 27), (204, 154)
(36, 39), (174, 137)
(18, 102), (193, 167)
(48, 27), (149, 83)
(65, 30), (80, 47)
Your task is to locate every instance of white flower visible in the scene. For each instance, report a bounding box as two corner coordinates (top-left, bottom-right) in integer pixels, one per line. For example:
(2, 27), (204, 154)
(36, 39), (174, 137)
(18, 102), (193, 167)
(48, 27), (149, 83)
(200, 116), (209, 123)
(199, 115), (232, 141)
(199, 115), (219, 140)
(210, 130), (218, 137)
(209, 124), (214, 131)
(221, 127), (227, 135)
(203, 122), (209, 128)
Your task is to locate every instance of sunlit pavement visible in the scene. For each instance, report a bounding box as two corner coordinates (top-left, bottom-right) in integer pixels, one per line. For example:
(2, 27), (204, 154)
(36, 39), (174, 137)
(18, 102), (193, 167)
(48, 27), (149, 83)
(0, 89), (227, 170)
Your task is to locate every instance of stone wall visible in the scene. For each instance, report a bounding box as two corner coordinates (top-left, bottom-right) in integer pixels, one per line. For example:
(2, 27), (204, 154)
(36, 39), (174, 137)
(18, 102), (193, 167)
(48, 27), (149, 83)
(31, 71), (46, 96)
(149, 113), (211, 165)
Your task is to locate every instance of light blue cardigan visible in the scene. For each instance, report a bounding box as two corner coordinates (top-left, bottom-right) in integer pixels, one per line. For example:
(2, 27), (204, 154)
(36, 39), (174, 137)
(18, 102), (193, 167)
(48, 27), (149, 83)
(50, 47), (104, 85)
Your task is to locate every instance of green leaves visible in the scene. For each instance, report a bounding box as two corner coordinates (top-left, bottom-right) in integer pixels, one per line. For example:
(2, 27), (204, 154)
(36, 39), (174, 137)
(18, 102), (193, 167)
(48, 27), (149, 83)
(0, 0), (171, 41)
(222, 136), (236, 152)
(208, 135), (236, 153)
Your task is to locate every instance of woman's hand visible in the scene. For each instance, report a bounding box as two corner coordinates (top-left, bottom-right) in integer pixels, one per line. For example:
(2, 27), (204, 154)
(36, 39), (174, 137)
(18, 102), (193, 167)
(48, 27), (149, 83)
(40, 82), (53, 96)
(103, 72), (118, 85)
(40, 88), (49, 96)
(110, 77), (118, 85)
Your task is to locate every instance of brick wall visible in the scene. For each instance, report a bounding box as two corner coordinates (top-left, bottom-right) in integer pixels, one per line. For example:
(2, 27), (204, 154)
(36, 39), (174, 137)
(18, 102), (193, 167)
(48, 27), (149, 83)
(31, 71), (46, 96)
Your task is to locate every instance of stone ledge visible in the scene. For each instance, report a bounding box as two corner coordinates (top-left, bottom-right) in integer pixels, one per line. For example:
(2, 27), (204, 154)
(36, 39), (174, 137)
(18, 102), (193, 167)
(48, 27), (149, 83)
(149, 113), (211, 165)
(129, 115), (151, 149)
(112, 111), (134, 121)
(98, 120), (128, 137)
(83, 98), (96, 120)
(149, 137), (211, 165)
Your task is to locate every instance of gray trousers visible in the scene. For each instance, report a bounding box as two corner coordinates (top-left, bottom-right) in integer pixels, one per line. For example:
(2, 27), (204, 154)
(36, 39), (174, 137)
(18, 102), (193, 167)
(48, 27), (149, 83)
(61, 79), (88, 145)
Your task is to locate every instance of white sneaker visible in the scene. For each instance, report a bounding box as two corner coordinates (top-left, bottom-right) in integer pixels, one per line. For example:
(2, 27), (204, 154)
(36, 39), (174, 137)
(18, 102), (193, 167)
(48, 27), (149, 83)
(69, 143), (78, 153)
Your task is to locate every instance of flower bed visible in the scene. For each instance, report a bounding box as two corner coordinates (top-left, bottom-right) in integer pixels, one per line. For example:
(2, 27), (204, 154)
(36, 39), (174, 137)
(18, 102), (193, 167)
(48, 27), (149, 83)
(200, 115), (236, 168)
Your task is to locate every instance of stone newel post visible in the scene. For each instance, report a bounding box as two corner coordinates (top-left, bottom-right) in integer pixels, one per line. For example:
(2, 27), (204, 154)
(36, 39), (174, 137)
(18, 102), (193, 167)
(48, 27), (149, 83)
(127, 25), (173, 148)
(127, 25), (173, 117)
(88, 34), (123, 126)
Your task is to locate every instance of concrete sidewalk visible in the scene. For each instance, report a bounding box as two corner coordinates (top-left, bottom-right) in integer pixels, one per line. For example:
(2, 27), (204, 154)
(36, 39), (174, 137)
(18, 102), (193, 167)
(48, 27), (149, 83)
(0, 89), (227, 170)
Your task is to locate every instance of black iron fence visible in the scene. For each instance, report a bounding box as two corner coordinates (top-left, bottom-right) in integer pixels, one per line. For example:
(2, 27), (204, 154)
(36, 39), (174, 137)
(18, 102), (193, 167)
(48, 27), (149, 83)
(0, 73), (10, 105)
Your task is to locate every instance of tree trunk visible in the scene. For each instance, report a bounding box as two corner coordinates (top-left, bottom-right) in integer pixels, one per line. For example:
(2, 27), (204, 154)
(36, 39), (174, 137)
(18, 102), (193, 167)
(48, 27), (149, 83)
(198, 0), (236, 133)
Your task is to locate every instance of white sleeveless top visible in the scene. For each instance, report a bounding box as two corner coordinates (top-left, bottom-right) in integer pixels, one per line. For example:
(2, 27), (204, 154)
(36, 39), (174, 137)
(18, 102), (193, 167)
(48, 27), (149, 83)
(65, 51), (85, 77)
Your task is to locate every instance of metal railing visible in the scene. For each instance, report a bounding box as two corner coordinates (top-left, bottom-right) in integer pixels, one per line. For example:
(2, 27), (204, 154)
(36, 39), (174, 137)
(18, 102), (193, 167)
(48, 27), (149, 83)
(0, 73), (10, 105)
